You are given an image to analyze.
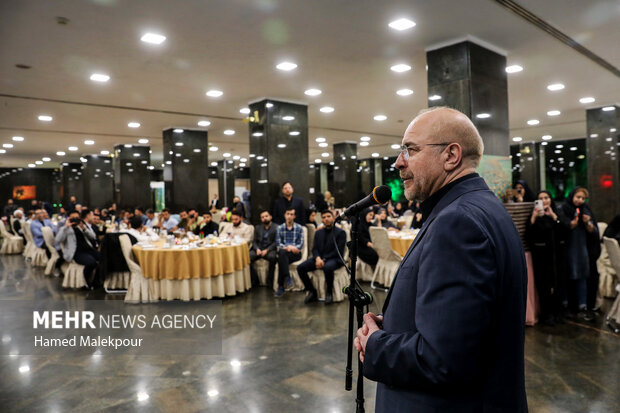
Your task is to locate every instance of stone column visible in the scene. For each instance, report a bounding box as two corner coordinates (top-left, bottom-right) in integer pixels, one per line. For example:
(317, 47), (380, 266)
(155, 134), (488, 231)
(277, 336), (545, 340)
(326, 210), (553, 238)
(217, 160), (234, 210)
(82, 155), (114, 209)
(333, 142), (358, 207)
(62, 163), (84, 207)
(113, 144), (151, 210)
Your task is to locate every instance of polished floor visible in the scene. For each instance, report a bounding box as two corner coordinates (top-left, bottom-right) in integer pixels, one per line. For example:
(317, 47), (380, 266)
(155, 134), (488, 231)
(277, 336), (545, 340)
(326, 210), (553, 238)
(0, 255), (618, 413)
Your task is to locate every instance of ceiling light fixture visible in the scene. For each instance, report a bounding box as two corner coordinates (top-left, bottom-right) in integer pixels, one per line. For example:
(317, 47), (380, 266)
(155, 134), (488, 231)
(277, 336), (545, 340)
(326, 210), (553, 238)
(206, 90), (223, 97)
(128, 122), (140, 128)
(372, 153), (380, 157)
(138, 139), (149, 144)
(223, 129), (235, 135)
(252, 132), (263, 137)
(374, 115), (387, 121)
(505, 65), (523, 73)
(35, 161), (43, 165)
(315, 137), (326, 143)
(360, 142), (369, 147)
(388, 18), (416, 31)
(42, 157), (51, 162)
(197, 120), (211, 127)
(68, 146), (78, 151)
(209, 146), (219, 152)
(318, 142), (328, 147)
(476, 113), (491, 119)
(579, 97), (595, 104)
(56, 151), (66, 156)
(223, 153), (231, 158)
(3, 144), (13, 149)
(38, 115), (53, 121)
(282, 116), (295, 121)
(100, 150), (109, 155)
(12, 136), (24, 142)
(547, 83), (565, 91)
(396, 89), (414, 96)
(173, 129), (184, 133)
(542, 135), (552, 141)
(390, 64), (411, 73)
(84, 140), (95, 145)
(547, 110), (561, 116)
(512, 137), (523, 142)
(320, 106), (334, 113)
(360, 136), (371, 142)
(276, 61), (297, 71)
(428, 95), (441, 101)
(277, 144), (287, 148)
(141, 33), (166, 44)
(391, 144), (400, 149)
(527, 119), (540, 126)
(90, 73), (110, 82)
(289, 131), (300, 136)
(602, 106), (615, 111)
(304, 88), (322, 96)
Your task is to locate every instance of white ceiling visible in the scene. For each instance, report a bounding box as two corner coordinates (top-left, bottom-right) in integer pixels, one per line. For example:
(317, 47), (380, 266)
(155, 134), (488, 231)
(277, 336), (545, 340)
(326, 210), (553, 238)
(0, 0), (618, 168)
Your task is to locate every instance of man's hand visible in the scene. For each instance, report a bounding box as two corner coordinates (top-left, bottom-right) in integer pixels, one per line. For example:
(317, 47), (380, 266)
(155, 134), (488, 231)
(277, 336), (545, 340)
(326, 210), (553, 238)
(256, 248), (262, 256)
(354, 313), (383, 363)
(290, 246), (300, 254)
(315, 257), (324, 268)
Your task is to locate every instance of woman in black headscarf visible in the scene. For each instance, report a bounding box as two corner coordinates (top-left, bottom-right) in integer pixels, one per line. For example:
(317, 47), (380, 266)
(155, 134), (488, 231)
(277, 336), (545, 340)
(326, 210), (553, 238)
(526, 191), (571, 325)
(315, 193), (328, 213)
(512, 180), (536, 202)
(357, 207), (378, 267)
(559, 187), (601, 320)
(603, 214), (620, 243)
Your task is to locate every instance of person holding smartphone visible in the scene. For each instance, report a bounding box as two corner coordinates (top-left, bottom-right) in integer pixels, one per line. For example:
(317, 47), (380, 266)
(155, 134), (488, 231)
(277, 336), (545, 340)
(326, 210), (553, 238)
(526, 191), (571, 325)
(55, 210), (100, 288)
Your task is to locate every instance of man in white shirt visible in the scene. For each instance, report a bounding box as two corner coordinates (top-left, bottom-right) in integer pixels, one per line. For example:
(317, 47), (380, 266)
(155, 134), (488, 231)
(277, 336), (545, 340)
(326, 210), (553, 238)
(157, 208), (178, 232)
(219, 211), (253, 244)
(145, 208), (159, 228)
(121, 216), (159, 242)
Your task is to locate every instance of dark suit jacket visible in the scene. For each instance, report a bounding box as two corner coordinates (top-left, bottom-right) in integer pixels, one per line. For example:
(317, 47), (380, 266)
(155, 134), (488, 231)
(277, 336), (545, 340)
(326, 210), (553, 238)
(272, 196), (306, 225)
(364, 176), (528, 413)
(312, 226), (346, 262)
(251, 224), (277, 252)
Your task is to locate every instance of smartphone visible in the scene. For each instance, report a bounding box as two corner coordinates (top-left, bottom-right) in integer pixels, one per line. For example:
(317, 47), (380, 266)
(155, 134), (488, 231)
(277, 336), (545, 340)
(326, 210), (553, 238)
(534, 200), (543, 210)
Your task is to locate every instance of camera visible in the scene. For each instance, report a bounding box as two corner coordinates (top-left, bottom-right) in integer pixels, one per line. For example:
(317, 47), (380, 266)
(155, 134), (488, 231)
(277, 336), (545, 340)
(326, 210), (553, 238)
(69, 218), (81, 224)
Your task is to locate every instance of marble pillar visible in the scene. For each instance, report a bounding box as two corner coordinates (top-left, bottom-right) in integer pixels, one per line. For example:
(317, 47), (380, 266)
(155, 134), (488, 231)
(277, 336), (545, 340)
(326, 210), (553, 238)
(586, 105), (619, 222)
(162, 128), (209, 212)
(217, 160), (234, 210)
(427, 40), (509, 156)
(62, 163), (84, 207)
(82, 155), (114, 209)
(248, 99), (309, 223)
(510, 143), (540, 190)
(113, 144), (151, 210)
(333, 142), (358, 207)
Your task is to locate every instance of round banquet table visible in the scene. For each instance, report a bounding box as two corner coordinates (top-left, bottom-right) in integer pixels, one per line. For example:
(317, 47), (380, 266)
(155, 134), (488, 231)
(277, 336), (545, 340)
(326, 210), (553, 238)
(389, 236), (415, 257)
(131, 241), (251, 301)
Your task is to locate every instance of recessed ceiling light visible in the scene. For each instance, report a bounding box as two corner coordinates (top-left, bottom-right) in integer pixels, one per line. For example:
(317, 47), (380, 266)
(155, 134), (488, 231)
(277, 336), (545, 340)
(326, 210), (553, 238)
(133, 153), (141, 157)
(314, 159), (322, 163)
(579, 97), (595, 104)
(276, 61), (297, 71)
(56, 151), (65, 156)
(505, 65), (523, 73)
(240, 108), (250, 114)
(315, 137), (326, 143)
(277, 144), (287, 148)
(372, 153), (380, 157)
(547, 110), (561, 116)
(84, 140), (95, 145)
(35, 161), (43, 165)
(360, 141), (369, 146)
(42, 157), (51, 162)
(396, 88), (414, 96)
(289, 131), (300, 136)
(541, 142), (548, 146)
(374, 115), (387, 121)
(197, 120), (211, 127)
(512, 137), (523, 142)
(428, 95), (442, 101)
(128, 122), (140, 128)
(542, 135), (552, 141)
(28, 163), (36, 168)
(223, 129), (235, 135)
(223, 153), (231, 158)
(90, 73), (110, 82)
(232, 155), (240, 160)
(265, 102), (273, 108)
(141, 33), (166, 44)
(173, 128), (184, 133)
(38, 115), (53, 122)
(3, 144), (13, 149)
(282, 115), (295, 121)
(391, 144), (400, 149)
(388, 18), (416, 31)
(390, 64), (411, 73)
(590, 133), (598, 138)
(321, 152), (330, 157)
(100, 150), (109, 155)
(210, 162), (218, 166)
(320, 106), (334, 113)
(175, 142), (184, 146)
(193, 148), (201, 153)
(68, 146), (78, 151)
(611, 128), (617, 132)
(240, 157), (247, 162)
(138, 138), (149, 144)
(476, 113), (491, 119)
(319, 142), (328, 147)
(556, 144), (564, 149)
(527, 119), (540, 126)
(602, 106), (615, 111)
(304, 88), (322, 96)
(547, 83), (565, 91)
(252, 132), (263, 137)
(360, 136), (371, 142)
(12, 136), (24, 142)
(209, 146), (218, 151)
(570, 147), (578, 151)
(206, 90), (223, 97)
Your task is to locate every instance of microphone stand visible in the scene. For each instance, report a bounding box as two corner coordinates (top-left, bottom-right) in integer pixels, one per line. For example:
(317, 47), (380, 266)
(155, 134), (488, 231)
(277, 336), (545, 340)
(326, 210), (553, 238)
(343, 214), (373, 413)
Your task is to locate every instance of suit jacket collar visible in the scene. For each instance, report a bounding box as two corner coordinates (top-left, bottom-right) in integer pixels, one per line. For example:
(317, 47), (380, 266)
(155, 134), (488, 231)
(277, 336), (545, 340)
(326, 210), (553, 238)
(382, 176), (490, 313)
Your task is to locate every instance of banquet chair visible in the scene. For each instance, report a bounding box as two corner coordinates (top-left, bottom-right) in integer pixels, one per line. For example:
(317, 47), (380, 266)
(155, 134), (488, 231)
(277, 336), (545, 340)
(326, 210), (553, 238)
(272, 226), (308, 292)
(0, 221), (24, 255)
(402, 209), (413, 216)
(306, 224), (316, 258)
(58, 244), (87, 289)
(23, 223), (48, 267)
(402, 215), (414, 229)
(253, 259), (272, 286)
(212, 211), (222, 224)
(309, 236), (350, 303)
(219, 221), (227, 234)
(598, 223), (617, 299)
(369, 227), (402, 289)
(120, 234), (155, 304)
(22, 222), (36, 259)
(602, 238), (620, 333)
(10, 217), (17, 234)
(41, 227), (60, 275)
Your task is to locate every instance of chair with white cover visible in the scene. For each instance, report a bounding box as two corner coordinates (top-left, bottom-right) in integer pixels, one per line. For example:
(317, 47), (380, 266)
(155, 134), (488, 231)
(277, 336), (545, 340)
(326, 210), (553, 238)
(306, 224), (316, 258)
(41, 227), (60, 275)
(120, 234), (156, 303)
(309, 242), (350, 303)
(597, 223), (617, 298)
(219, 221), (227, 234)
(212, 211), (222, 225)
(602, 237), (620, 332)
(369, 227), (402, 289)
(402, 209), (413, 217)
(23, 223), (47, 267)
(0, 221), (24, 255)
(59, 244), (87, 289)
(402, 215), (414, 230)
(272, 226), (308, 292)
(22, 222), (35, 259)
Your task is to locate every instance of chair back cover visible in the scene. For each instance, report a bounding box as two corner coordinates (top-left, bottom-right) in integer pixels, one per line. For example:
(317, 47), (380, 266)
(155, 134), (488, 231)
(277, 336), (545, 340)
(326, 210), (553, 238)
(119, 234), (142, 275)
(0, 221), (11, 238)
(369, 226), (399, 260)
(306, 224), (316, 257)
(598, 222), (608, 240)
(603, 237), (620, 275)
(41, 227), (57, 252)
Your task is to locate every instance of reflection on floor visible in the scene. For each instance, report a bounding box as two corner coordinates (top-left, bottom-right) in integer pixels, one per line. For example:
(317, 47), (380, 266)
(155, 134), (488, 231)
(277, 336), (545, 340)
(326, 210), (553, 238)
(0, 255), (618, 412)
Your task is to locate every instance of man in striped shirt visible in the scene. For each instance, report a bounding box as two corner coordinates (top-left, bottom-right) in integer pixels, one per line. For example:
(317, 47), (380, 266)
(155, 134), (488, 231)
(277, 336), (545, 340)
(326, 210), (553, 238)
(275, 208), (304, 297)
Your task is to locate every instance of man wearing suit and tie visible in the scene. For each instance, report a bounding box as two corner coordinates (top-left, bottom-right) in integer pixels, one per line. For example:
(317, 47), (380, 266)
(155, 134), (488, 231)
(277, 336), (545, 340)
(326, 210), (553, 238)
(355, 107), (528, 413)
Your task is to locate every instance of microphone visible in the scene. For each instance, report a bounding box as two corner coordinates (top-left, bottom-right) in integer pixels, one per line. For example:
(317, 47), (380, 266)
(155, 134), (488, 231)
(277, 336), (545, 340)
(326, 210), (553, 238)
(341, 185), (392, 218)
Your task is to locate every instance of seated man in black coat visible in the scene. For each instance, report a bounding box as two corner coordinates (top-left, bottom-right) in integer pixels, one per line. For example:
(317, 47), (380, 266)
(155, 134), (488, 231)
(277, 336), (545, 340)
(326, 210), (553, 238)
(249, 210), (278, 286)
(296, 210), (346, 305)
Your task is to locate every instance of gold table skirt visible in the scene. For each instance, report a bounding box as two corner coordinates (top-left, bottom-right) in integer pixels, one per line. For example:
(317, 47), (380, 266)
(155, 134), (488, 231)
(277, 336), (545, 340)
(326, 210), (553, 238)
(389, 237), (415, 257)
(132, 242), (250, 281)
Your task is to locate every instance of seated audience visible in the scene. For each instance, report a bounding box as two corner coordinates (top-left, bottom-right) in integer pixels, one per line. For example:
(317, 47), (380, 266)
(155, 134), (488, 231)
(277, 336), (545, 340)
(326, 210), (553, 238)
(157, 208), (179, 232)
(307, 209), (317, 228)
(145, 209), (158, 228)
(187, 208), (202, 232)
(375, 208), (398, 231)
(219, 211), (253, 243)
(177, 210), (190, 230)
(80, 209), (100, 248)
(249, 210), (278, 286)
(92, 213), (107, 238)
(296, 210), (346, 305)
(393, 201), (405, 217)
(231, 196), (247, 219)
(55, 210), (100, 288)
(121, 215), (159, 242)
(194, 212), (219, 237)
(30, 209), (56, 250)
(357, 208), (379, 267)
(4, 198), (16, 219)
(275, 208), (304, 297)
(12, 210), (25, 239)
(134, 207), (148, 225)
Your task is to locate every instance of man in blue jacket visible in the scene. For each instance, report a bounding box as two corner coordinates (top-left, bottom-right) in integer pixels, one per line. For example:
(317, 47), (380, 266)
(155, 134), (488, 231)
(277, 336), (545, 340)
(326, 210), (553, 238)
(296, 209), (346, 304)
(355, 107), (528, 413)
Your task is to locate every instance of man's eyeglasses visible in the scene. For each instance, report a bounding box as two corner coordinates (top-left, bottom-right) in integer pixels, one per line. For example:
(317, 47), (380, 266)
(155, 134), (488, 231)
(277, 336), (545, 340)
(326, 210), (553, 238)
(397, 143), (451, 160)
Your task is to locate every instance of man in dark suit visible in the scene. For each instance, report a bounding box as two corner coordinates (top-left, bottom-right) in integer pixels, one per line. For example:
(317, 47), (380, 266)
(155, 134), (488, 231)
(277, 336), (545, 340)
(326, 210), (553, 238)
(296, 209), (346, 304)
(249, 210), (278, 286)
(272, 181), (306, 225)
(355, 107), (528, 413)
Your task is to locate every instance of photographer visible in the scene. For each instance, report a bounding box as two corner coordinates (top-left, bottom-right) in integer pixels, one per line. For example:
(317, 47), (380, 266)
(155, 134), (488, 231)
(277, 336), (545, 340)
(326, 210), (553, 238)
(55, 210), (100, 288)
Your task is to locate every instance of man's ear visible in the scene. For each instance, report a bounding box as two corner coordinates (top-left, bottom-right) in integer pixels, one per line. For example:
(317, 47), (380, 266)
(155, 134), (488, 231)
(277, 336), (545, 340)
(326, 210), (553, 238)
(443, 143), (463, 172)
